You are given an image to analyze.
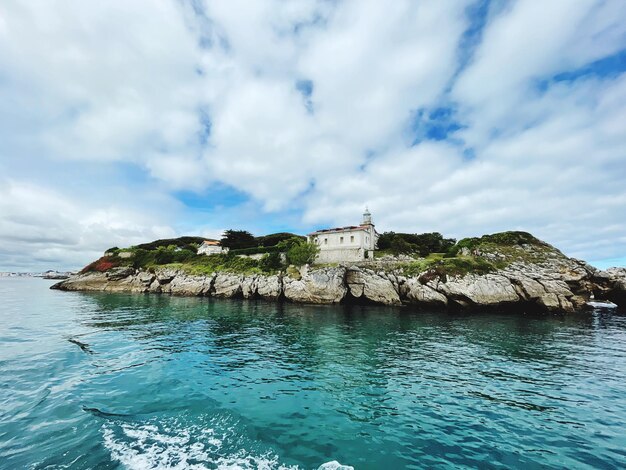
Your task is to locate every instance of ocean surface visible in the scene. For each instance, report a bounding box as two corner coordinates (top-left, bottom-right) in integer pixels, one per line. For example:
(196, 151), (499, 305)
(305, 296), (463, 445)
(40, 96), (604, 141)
(1, 278), (625, 469)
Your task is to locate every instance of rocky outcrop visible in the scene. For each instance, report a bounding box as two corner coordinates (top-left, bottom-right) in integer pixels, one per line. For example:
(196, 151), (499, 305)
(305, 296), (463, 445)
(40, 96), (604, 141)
(283, 266), (346, 304)
(52, 258), (626, 313)
(346, 267), (401, 305)
(439, 273), (520, 308)
(594, 267), (626, 307)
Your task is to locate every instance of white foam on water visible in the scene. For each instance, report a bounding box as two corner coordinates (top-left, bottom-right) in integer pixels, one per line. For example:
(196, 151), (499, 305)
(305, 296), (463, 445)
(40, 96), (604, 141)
(316, 462), (354, 470)
(317, 460), (354, 470)
(101, 416), (303, 470)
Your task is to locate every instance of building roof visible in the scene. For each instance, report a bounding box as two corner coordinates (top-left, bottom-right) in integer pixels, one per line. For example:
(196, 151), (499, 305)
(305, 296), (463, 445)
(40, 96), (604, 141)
(202, 240), (221, 246)
(308, 225), (372, 236)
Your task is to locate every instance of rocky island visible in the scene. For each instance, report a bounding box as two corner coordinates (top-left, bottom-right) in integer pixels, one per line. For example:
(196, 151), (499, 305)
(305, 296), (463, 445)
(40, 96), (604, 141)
(52, 231), (625, 313)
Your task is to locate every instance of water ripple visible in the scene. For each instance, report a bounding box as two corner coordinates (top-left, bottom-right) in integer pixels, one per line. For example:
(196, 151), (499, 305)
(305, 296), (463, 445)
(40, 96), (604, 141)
(1, 279), (625, 469)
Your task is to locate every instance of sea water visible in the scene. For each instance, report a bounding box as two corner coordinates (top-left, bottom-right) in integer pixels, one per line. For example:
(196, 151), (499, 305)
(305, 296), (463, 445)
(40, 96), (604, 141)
(0, 278), (625, 469)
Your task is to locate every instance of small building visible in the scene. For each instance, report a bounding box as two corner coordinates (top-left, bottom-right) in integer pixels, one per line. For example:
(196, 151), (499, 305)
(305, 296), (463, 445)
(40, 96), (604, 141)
(197, 240), (228, 256)
(308, 209), (379, 263)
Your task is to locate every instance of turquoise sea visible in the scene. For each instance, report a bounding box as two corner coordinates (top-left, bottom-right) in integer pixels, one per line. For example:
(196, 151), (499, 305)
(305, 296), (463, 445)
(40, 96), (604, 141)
(1, 278), (625, 469)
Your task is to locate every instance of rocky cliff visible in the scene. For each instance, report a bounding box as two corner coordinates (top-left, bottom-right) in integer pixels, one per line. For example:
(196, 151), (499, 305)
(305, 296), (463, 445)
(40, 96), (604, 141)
(51, 256), (626, 313)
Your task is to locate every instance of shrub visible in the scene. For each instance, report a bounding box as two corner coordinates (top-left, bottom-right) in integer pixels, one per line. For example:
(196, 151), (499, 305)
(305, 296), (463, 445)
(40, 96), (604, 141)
(286, 240), (320, 266)
(254, 232), (304, 247)
(447, 231), (542, 256)
(379, 231), (456, 256)
(81, 256), (119, 273)
(135, 236), (206, 251)
(259, 252), (283, 272)
(277, 236), (305, 252)
(230, 246), (281, 255)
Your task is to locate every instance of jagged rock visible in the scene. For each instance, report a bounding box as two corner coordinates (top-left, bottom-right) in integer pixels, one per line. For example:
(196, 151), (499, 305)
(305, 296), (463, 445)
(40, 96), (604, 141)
(137, 272), (155, 286)
(52, 271), (108, 291)
(157, 268), (179, 285)
(536, 279), (574, 298)
(50, 244), (626, 313)
(346, 268), (401, 305)
(105, 266), (135, 281)
(283, 266), (347, 304)
(538, 293), (561, 311)
(167, 274), (214, 296)
(602, 268), (626, 306)
(148, 279), (161, 293)
(213, 273), (243, 298)
(241, 275), (258, 299)
(508, 274), (546, 299)
(404, 278), (448, 307)
(440, 274), (520, 306)
(257, 275), (282, 300)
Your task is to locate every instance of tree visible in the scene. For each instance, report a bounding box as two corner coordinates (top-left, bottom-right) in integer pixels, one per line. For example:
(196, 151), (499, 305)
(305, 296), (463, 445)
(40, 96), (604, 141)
(220, 230), (256, 249)
(260, 252), (283, 271)
(276, 236), (306, 252)
(286, 240), (320, 266)
(378, 231), (456, 256)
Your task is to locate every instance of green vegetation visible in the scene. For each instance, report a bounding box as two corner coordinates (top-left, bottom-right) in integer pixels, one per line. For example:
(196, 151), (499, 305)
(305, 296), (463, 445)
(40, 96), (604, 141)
(135, 236), (205, 251)
(220, 230), (256, 250)
(254, 232), (304, 247)
(390, 231), (557, 279)
(446, 231), (543, 256)
(172, 254), (264, 275)
(286, 240), (320, 266)
(401, 254), (500, 278)
(274, 236), (319, 266)
(82, 230), (556, 279)
(220, 230), (304, 250)
(83, 232), (319, 276)
(229, 246), (281, 256)
(378, 232), (456, 256)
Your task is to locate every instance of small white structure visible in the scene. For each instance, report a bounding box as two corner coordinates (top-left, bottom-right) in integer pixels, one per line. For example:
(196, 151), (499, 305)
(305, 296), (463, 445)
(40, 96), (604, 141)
(197, 240), (228, 256)
(308, 209), (379, 263)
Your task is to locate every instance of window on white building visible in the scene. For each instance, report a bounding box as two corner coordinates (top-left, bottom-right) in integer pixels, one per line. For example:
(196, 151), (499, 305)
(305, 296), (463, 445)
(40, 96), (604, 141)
(324, 238), (328, 245)
(340, 237), (344, 244)
(350, 236), (354, 243)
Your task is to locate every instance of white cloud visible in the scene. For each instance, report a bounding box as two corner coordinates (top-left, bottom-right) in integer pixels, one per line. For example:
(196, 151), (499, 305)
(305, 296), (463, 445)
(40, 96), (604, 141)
(0, 0), (625, 270)
(0, 179), (177, 271)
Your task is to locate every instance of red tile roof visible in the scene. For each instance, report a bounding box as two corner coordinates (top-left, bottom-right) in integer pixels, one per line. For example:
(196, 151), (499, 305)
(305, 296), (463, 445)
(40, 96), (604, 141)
(308, 225), (371, 236)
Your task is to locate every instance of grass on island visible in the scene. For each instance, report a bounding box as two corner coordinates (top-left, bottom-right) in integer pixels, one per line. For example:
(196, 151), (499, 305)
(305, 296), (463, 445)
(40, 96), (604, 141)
(84, 246), (281, 276)
(83, 231), (561, 279)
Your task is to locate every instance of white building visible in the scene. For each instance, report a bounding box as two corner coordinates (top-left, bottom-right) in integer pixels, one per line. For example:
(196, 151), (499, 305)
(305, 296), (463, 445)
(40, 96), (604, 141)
(197, 240), (228, 256)
(308, 209), (379, 263)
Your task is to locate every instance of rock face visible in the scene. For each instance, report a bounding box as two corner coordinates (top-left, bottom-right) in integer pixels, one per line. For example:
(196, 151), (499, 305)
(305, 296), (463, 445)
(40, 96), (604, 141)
(594, 267), (626, 307)
(283, 266), (346, 304)
(51, 257), (626, 313)
(346, 268), (401, 305)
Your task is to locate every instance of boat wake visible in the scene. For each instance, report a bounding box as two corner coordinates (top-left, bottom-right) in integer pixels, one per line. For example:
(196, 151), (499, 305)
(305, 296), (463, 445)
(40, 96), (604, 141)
(101, 414), (353, 470)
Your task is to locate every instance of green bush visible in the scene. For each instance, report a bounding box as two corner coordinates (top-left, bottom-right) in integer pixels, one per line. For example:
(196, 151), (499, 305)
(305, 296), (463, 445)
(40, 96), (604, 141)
(447, 231), (542, 256)
(379, 232), (456, 256)
(254, 232), (304, 247)
(286, 240), (320, 266)
(135, 236), (206, 251)
(230, 246), (281, 255)
(259, 252), (283, 272)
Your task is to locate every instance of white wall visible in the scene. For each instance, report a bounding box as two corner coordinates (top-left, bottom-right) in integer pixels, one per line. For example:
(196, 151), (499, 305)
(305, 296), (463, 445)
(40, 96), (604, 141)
(197, 245), (227, 255)
(316, 247), (365, 263)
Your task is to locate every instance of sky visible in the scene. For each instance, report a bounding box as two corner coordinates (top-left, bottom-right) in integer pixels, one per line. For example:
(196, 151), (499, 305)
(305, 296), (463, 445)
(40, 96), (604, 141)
(0, 0), (625, 272)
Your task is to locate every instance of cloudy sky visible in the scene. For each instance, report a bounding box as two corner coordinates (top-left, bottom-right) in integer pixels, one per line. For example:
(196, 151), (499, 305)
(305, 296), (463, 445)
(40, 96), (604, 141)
(1, 0), (625, 272)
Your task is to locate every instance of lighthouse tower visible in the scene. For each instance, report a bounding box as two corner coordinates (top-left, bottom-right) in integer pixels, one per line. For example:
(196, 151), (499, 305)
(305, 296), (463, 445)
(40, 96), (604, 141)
(362, 207), (373, 225)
